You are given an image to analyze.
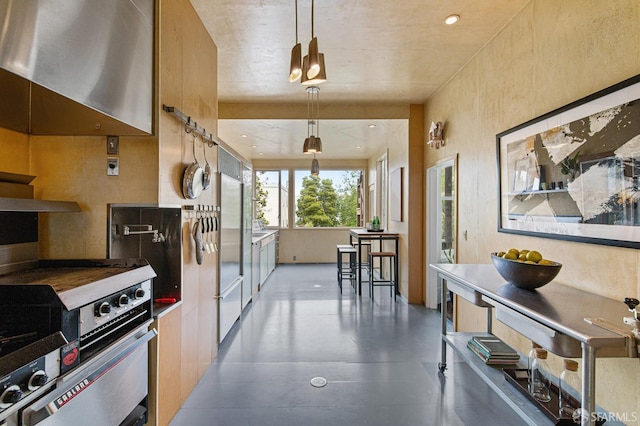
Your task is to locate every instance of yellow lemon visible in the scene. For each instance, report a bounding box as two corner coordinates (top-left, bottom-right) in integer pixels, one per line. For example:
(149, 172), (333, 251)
(538, 259), (554, 265)
(526, 250), (543, 263)
(496, 251), (505, 257)
(518, 253), (527, 261)
(502, 252), (517, 260)
(507, 248), (520, 257)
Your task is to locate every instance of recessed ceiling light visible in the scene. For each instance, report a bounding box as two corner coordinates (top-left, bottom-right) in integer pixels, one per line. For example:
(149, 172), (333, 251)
(444, 14), (459, 25)
(355, 145), (362, 149)
(251, 145), (257, 148)
(258, 152), (264, 155)
(241, 134), (248, 138)
(368, 124), (376, 128)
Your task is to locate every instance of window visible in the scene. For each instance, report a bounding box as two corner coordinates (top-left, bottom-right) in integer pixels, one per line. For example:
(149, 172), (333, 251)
(294, 169), (362, 228)
(255, 170), (288, 228)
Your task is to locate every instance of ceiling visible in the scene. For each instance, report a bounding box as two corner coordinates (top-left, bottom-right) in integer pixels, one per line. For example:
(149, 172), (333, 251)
(190, 0), (530, 160)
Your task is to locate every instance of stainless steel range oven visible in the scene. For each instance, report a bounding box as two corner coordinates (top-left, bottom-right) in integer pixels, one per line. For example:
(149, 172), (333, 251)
(0, 258), (156, 426)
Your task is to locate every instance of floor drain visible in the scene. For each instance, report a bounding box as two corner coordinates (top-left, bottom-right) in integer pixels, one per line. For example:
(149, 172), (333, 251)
(310, 376), (327, 388)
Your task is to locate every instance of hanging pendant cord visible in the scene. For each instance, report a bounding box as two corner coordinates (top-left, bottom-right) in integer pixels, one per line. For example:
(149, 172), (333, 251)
(295, 0), (299, 43)
(318, 88), (320, 136)
(307, 89), (311, 137)
(311, 0), (315, 38)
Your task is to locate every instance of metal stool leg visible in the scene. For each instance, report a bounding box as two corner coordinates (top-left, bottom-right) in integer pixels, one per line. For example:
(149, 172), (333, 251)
(368, 252), (374, 300)
(350, 251), (357, 292)
(336, 246), (343, 293)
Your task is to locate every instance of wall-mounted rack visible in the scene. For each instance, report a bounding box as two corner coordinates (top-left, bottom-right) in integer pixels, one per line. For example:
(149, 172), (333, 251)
(183, 204), (219, 219)
(183, 204), (218, 212)
(162, 105), (222, 148)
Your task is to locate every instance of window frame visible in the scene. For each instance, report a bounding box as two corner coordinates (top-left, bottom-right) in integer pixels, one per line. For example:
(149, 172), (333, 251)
(253, 169), (288, 229)
(254, 167), (365, 230)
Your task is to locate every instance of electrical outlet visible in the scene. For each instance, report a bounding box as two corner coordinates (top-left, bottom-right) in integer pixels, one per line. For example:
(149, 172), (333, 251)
(107, 157), (119, 176)
(293, 255), (297, 261)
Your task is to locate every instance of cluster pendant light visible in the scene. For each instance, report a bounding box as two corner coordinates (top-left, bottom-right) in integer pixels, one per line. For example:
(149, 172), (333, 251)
(289, 0), (325, 174)
(289, 0), (326, 85)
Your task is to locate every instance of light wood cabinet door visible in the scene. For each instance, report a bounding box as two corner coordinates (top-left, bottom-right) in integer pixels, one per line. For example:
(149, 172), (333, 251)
(149, 306), (183, 426)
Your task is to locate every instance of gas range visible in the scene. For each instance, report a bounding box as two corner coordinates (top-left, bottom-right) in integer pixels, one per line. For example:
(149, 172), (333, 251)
(0, 258), (156, 424)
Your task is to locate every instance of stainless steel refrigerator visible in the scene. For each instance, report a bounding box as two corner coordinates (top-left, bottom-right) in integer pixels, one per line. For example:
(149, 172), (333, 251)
(218, 148), (243, 343)
(241, 163), (253, 310)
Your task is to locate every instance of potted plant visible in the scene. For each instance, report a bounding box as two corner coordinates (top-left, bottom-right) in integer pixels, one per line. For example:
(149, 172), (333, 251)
(559, 151), (580, 182)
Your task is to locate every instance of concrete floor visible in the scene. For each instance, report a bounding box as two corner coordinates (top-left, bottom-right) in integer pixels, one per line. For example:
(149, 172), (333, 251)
(170, 264), (523, 426)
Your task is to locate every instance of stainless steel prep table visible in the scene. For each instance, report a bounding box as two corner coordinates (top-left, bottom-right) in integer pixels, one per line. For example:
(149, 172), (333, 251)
(349, 229), (399, 296)
(430, 263), (637, 426)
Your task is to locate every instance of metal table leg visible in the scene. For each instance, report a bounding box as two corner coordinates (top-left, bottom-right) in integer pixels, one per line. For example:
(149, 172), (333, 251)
(438, 275), (447, 373)
(581, 343), (597, 426)
(394, 236), (399, 295)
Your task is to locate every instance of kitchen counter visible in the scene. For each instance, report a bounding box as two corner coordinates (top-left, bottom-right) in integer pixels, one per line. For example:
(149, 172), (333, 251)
(432, 263), (630, 350)
(252, 230), (278, 244)
(431, 263), (637, 426)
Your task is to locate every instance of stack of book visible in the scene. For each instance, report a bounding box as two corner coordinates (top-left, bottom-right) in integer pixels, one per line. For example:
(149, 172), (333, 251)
(467, 335), (520, 365)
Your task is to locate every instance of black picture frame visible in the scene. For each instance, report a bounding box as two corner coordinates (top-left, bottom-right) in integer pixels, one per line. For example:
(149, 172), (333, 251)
(496, 74), (640, 248)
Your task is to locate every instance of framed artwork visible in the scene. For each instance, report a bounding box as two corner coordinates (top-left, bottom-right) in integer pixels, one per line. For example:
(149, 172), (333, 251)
(497, 74), (640, 248)
(390, 167), (403, 221)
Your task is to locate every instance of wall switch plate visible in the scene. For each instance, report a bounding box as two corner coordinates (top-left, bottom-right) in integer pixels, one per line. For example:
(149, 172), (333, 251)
(107, 157), (119, 176)
(107, 135), (119, 155)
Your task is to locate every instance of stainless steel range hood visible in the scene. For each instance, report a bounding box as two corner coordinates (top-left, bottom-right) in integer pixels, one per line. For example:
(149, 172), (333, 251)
(0, 0), (154, 136)
(0, 172), (80, 212)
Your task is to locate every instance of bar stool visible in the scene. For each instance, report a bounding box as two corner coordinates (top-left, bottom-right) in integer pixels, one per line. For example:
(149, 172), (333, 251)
(368, 251), (396, 301)
(352, 240), (372, 275)
(336, 244), (357, 293)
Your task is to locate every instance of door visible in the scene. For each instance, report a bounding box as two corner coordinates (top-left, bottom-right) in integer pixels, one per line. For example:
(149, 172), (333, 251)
(426, 157), (457, 311)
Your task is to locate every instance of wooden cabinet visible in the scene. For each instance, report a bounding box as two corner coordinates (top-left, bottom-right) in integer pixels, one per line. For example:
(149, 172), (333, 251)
(148, 305), (183, 426)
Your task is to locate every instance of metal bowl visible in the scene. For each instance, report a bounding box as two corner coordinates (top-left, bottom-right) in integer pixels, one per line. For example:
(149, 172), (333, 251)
(490, 253), (562, 290)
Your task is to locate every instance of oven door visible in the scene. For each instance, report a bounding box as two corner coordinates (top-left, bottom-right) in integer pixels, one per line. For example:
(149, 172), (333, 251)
(20, 326), (156, 426)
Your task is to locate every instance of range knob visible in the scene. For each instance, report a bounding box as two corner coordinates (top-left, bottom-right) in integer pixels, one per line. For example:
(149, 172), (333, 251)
(117, 294), (130, 307)
(97, 301), (111, 317)
(28, 370), (48, 390)
(134, 288), (146, 300)
(0, 385), (23, 408)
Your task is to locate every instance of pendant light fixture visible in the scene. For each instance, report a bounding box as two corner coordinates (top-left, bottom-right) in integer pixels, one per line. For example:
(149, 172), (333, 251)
(306, 0), (320, 78)
(301, 52), (326, 85)
(289, 0), (327, 85)
(311, 154), (319, 175)
(288, 0), (302, 82)
(301, 0), (326, 84)
(302, 86), (322, 154)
